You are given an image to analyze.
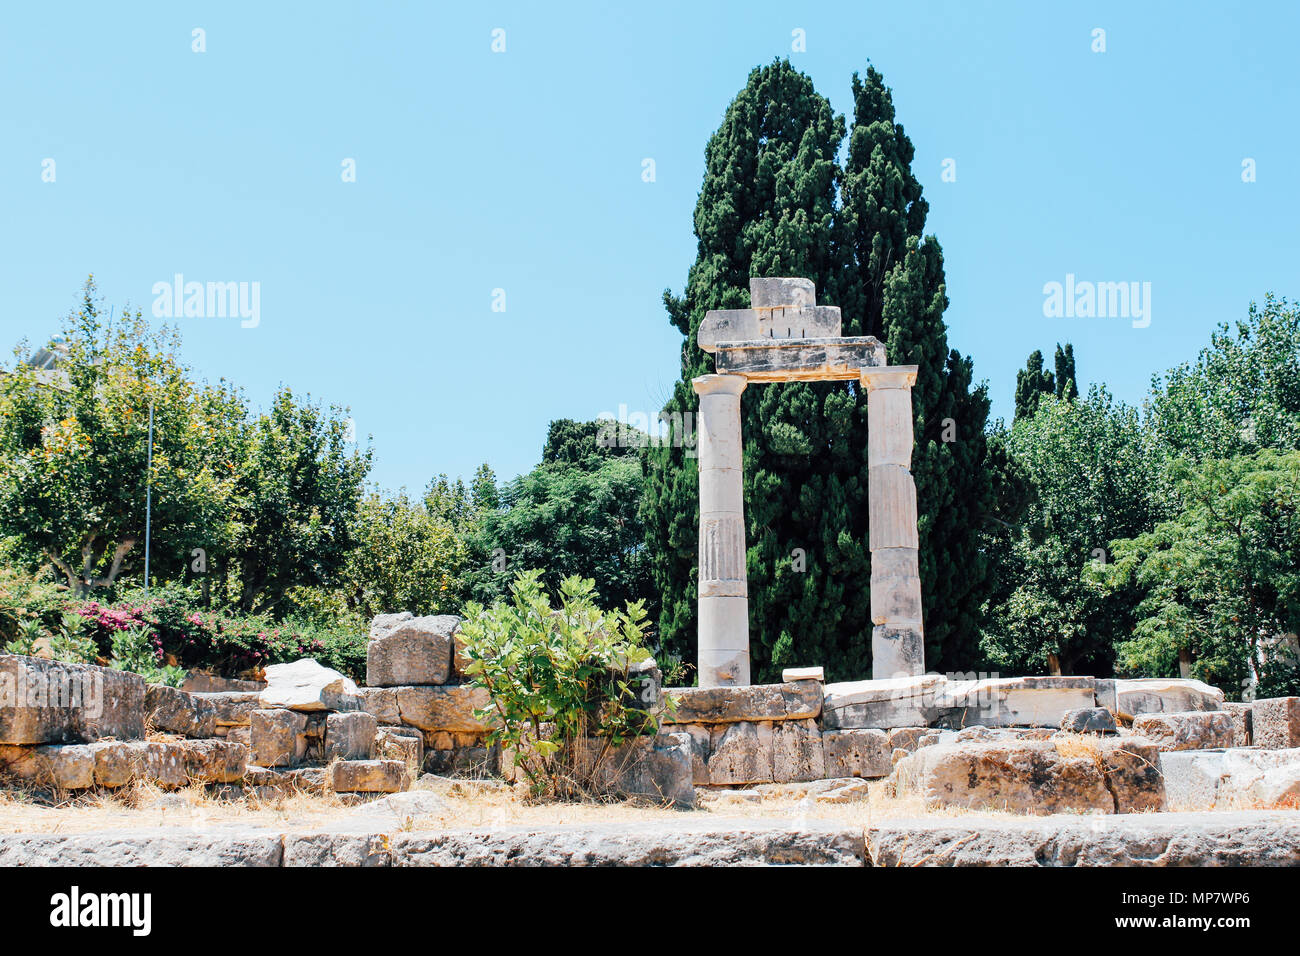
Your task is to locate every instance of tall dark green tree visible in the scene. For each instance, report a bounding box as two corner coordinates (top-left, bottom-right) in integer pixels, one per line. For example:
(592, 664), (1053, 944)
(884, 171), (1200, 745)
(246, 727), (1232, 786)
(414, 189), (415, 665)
(1014, 343), (1076, 422)
(643, 61), (1002, 681)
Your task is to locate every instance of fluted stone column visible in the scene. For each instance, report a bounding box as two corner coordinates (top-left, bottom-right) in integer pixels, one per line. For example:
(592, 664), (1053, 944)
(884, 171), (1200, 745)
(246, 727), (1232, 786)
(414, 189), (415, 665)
(692, 373), (750, 687)
(862, 365), (925, 679)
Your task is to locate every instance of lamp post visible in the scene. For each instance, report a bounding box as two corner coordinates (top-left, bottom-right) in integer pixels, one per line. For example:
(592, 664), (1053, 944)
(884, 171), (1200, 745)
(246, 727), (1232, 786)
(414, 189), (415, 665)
(143, 395), (153, 595)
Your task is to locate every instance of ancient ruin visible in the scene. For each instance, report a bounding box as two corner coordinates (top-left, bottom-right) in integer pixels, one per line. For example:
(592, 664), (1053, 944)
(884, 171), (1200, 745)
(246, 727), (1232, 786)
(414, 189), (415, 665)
(694, 277), (924, 686)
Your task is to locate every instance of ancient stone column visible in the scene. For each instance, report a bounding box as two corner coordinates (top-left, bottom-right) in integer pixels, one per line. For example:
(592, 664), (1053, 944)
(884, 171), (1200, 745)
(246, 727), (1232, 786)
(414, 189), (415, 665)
(692, 373), (750, 687)
(861, 365), (925, 679)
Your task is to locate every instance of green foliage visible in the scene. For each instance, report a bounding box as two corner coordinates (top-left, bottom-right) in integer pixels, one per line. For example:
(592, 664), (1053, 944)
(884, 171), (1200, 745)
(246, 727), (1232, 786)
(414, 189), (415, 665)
(472, 427), (653, 615)
(1014, 344), (1076, 422)
(108, 624), (185, 686)
(644, 61), (1001, 680)
(1098, 451), (1300, 699)
(458, 571), (662, 798)
(981, 388), (1169, 675)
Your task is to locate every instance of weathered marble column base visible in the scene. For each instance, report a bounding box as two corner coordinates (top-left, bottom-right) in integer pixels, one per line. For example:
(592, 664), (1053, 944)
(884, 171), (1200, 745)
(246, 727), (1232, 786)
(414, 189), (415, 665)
(872, 624), (926, 681)
(698, 595), (751, 687)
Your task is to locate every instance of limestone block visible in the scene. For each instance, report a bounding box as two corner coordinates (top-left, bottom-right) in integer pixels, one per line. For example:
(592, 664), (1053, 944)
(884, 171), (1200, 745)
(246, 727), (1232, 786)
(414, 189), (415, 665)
(325, 711), (377, 761)
(892, 737), (1164, 815)
(88, 740), (135, 788)
(180, 739), (248, 784)
(194, 691), (263, 727)
(1220, 701), (1253, 747)
(134, 741), (188, 788)
(330, 759), (411, 794)
(395, 685), (492, 733)
(250, 709), (309, 768)
(1217, 748), (1300, 808)
(781, 667), (823, 682)
(1094, 678), (1118, 714)
(0, 742), (95, 789)
(1111, 678), (1224, 718)
(1060, 707), (1117, 734)
(937, 676), (1097, 728)
(1131, 711), (1234, 751)
(672, 723), (711, 785)
(714, 338), (884, 382)
(887, 727), (931, 753)
(867, 465), (920, 551)
(662, 681), (822, 725)
(356, 687), (400, 725)
(368, 612), (413, 640)
(814, 778), (873, 804)
(772, 719), (825, 783)
(707, 721), (773, 786)
(259, 659), (360, 712)
(822, 675), (945, 730)
(366, 615), (459, 687)
(1159, 750), (1227, 811)
(823, 729), (892, 778)
(180, 672), (264, 693)
(579, 732), (695, 807)
(146, 684), (217, 738)
(226, 725), (251, 749)
(376, 727), (423, 769)
(0, 654), (145, 744)
(1251, 697), (1300, 750)
(748, 276), (817, 310)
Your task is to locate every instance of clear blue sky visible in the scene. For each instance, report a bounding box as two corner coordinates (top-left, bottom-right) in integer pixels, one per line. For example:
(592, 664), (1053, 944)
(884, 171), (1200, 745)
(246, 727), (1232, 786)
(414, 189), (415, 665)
(3, 2), (1296, 493)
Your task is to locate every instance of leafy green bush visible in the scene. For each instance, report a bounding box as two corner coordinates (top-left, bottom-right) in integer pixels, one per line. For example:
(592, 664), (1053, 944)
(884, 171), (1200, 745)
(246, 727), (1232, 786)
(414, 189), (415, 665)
(108, 625), (185, 687)
(458, 570), (664, 798)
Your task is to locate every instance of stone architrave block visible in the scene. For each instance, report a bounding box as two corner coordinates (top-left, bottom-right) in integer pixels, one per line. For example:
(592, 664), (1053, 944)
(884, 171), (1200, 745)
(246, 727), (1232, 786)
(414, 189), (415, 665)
(1251, 697), (1300, 750)
(822, 675), (946, 730)
(366, 615), (460, 687)
(662, 682), (822, 725)
(937, 676), (1097, 729)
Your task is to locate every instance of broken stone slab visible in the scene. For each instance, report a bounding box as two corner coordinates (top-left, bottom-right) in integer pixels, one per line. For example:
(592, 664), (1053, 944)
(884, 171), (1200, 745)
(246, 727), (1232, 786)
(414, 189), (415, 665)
(0, 654), (145, 744)
(866, 812), (1300, 867)
(366, 614), (459, 687)
(250, 709), (309, 768)
(375, 726), (423, 768)
(782, 667), (827, 685)
(356, 687), (400, 725)
(1110, 678), (1225, 718)
(193, 691), (264, 727)
(1131, 711), (1235, 751)
(890, 737), (1164, 814)
(395, 685), (492, 733)
(1060, 707), (1118, 734)
(179, 739), (248, 784)
(1251, 697), (1300, 750)
(330, 759), (411, 794)
(662, 681), (822, 725)
(0, 828), (286, 866)
(821, 674), (946, 730)
(259, 659), (360, 712)
(822, 729), (892, 778)
(1216, 748), (1300, 809)
(0, 741), (94, 789)
(935, 676), (1096, 728)
(180, 672), (265, 693)
(325, 711), (377, 762)
(146, 684), (217, 738)
(389, 819), (866, 867)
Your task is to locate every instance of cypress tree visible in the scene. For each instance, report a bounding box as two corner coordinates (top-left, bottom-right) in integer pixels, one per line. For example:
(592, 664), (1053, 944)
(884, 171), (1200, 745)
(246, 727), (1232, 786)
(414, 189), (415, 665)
(1014, 350), (1055, 422)
(644, 60), (1000, 680)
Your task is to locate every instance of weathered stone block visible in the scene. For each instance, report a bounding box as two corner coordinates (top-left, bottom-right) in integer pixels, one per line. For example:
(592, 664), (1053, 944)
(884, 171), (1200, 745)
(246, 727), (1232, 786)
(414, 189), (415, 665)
(0, 654), (145, 744)
(357, 687), (400, 725)
(772, 718), (825, 783)
(1060, 707), (1117, 734)
(194, 691), (262, 727)
(366, 615), (459, 687)
(1112, 678), (1224, 717)
(1220, 701), (1253, 747)
(250, 709), (309, 768)
(88, 740), (135, 788)
(259, 659), (360, 712)
(0, 742), (94, 789)
(823, 729), (892, 778)
(822, 675), (945, 730)
(376, 726), (423, 768)
(781, 666), (824, 682)
(146, 684), (217, 738)
(1159, 750), (1227, 811)
(671, 723), (711, 785)
(1251, 697), (1300, 750)
(180, 739), (248, 784)
(1131, 711), (1234, 751)
(580, 733), (695, 807)
(1217, 748), (1300, 808)
(134, 741), (188, 788)
(707, 721), (772, 785)
(395, 685), (492, 733)
(663, 681), (822, 725)
(330, 759), (410, 794)
(937, 676), (1096, 728)
(325, 711), (376, 761)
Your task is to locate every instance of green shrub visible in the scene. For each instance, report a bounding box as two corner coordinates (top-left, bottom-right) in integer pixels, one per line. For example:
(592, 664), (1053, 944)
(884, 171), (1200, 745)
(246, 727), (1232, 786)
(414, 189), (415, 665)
(108, 625), (186, 686)
(458, 570), (664, 799)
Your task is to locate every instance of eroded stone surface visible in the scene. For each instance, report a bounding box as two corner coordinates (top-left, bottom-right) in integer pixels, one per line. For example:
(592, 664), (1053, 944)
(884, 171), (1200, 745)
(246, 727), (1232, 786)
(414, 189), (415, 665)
(330, 759), (410, 794)
(250, 709), (309, 768)
(146, 684), (217, 738)
(366, 615), (459, 687)
(1251, 697), (1300, 750)
(822, 729), (892, 779)
(936, 676), (1096, 729)
(259, 659), (359, 712)
(1060, 707), (1117, 734)
(1112, 678), (1224, 717)
(663, 682), (822, 725)
(0, 654), (145, 745)
(325, 711), (376, 762)
(822, 675), (945, 730)
(1131, 711), (1234, 751)
(395, 685), (492, 733)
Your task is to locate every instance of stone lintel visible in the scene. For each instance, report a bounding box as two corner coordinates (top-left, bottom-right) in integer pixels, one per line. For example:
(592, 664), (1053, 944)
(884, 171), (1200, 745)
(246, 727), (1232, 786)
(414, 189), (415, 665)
(713, 336), (886, 381)
(860, 365), (918, 391)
